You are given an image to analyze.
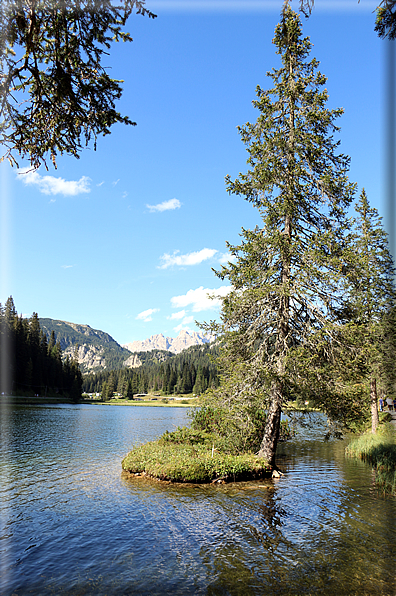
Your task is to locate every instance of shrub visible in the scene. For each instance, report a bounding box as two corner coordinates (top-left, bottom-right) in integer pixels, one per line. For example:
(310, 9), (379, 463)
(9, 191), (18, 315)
(160, 426), (213, 446)
(190, 405), (294, 455)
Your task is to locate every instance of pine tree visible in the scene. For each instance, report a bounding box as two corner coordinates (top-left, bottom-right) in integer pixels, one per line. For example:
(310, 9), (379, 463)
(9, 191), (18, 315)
(53, 341), (63, 393)
(169, 368), (177, 395)
(0, 296), (17, 393)
(344, 189), (396, 432)
(117, 373), (126, 396)
(126, 380), (134, 400)
(130, 372), (139, 396)
(28, 313), (42, 391)
(48, 331), (56, 353)
(205, 7), (356, 467)
(107, 371), (115, 399)
(101, 381), (108, 402)
(180, 362), (193, 394)
(164, 364), (171, 394)
(193, 365), (206, 395)
(4, 296), (16, 326)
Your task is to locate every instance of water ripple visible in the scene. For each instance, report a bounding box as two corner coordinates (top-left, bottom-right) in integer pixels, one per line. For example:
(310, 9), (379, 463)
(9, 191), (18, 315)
(1, 404), (395, 596)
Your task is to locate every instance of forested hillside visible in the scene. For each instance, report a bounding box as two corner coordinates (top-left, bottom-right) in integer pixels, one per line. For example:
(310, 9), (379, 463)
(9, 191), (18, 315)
(0, 297), (82, 399)
(83, 343), (219, 398)
(39, 318), (132, 372)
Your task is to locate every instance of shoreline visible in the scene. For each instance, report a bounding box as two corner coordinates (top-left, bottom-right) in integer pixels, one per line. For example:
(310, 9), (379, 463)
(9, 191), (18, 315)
(0, 395), (196, 407)
(1, 395), (73, 405)
(1, 396), (324, 411)
(98, 400), (194, 408)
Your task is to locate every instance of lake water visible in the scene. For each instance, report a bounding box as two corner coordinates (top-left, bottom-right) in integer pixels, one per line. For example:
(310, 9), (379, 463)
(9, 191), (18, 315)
(1, 403), (395, 595)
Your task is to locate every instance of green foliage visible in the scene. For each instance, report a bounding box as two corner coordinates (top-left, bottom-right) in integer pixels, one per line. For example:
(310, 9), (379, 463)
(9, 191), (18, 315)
(343, 190), (396, 354)
(201, 7), (356, 465)
(160, 426), (214, 446)
(190, 403), (294, 455)
(0, 0), (156, 169)
(122, 439), (272, 483)
(347, 190), (395, 326)
(337, 189), (396, 432)
(375, 1), (396, 39)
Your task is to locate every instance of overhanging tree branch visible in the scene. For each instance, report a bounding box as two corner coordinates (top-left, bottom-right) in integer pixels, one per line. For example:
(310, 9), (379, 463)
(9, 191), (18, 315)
(297, 0), (396, 40)
(0, 0), (156, 169)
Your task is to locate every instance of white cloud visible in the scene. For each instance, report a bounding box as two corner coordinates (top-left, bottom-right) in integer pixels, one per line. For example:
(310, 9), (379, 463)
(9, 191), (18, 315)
(136, 308), (159, 322)
(173, 316), (195, 333)
(218, 252), (237, 264)
(171, 286), (231, 312)
(112, 179), (120, 186)
(159, 248), (218, 269)
(147, 198), (181, 213)
(167, 310), (187, 320)
(97, 181), (105, 187)
(182, 315), (194, 324)
(61, 265), (74, 269)
(17, 168), (91, 196)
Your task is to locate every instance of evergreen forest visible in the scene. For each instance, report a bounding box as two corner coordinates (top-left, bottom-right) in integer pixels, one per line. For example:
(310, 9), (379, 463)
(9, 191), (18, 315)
(0, 297), (83, 400)
(82, 343), (219, 399)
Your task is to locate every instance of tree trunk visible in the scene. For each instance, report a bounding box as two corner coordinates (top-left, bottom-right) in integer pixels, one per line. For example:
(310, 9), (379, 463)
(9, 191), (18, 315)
(257, 379), (282, 467)
(257, 37), (294, 471)
(371, 376), (379, 434)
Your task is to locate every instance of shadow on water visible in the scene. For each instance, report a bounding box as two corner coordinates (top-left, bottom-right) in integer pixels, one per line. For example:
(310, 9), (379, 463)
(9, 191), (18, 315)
(117, 412), (396, 595)
(120, 459), (395, 595)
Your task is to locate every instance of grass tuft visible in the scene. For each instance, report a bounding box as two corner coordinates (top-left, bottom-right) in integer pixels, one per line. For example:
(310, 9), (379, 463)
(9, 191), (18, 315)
(346, 423), (396, 494)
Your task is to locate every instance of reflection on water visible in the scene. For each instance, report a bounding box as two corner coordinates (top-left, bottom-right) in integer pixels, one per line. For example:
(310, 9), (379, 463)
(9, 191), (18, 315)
(1, 404), (395, 595)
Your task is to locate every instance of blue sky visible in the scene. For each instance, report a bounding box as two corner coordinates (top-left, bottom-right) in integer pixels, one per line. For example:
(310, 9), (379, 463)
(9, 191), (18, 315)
(0, 0), (388, 346)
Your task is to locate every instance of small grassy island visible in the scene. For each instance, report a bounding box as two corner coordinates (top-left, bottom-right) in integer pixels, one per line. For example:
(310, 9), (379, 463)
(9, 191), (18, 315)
(122, 411), (293, 484)
(122, 427), (274, 484)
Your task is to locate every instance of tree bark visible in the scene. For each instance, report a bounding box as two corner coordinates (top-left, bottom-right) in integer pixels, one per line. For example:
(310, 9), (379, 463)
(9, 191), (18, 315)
(371, 376), (379, 434)
(257, 379), (282, 467)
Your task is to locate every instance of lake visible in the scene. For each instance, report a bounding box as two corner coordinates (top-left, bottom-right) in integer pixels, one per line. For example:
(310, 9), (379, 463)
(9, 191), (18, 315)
(1, 403), (395, 595)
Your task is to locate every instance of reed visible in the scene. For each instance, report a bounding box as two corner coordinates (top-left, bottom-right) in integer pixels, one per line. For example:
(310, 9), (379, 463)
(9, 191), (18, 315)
(346, 424), (396, 494)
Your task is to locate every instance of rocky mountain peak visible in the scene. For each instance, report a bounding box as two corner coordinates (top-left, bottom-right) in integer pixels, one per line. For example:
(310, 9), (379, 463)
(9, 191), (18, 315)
(123, 330), (213, 355)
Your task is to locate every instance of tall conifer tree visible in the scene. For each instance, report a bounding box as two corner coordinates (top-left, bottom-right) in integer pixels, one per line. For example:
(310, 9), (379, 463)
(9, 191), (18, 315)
(208, 7), (356, 467)
(345, 189), (396, 432)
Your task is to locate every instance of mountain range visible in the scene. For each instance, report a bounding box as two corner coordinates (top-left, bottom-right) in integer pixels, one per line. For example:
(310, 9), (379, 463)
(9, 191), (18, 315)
(122, 330), (214, 355)
(39, 319), (213, 373)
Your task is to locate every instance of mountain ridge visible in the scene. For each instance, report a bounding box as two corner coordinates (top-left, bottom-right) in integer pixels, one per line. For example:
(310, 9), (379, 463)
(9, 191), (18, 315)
(39, 318), (214, 373)
(122, 330), (214, 355)
(39, 318), (132, 373)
